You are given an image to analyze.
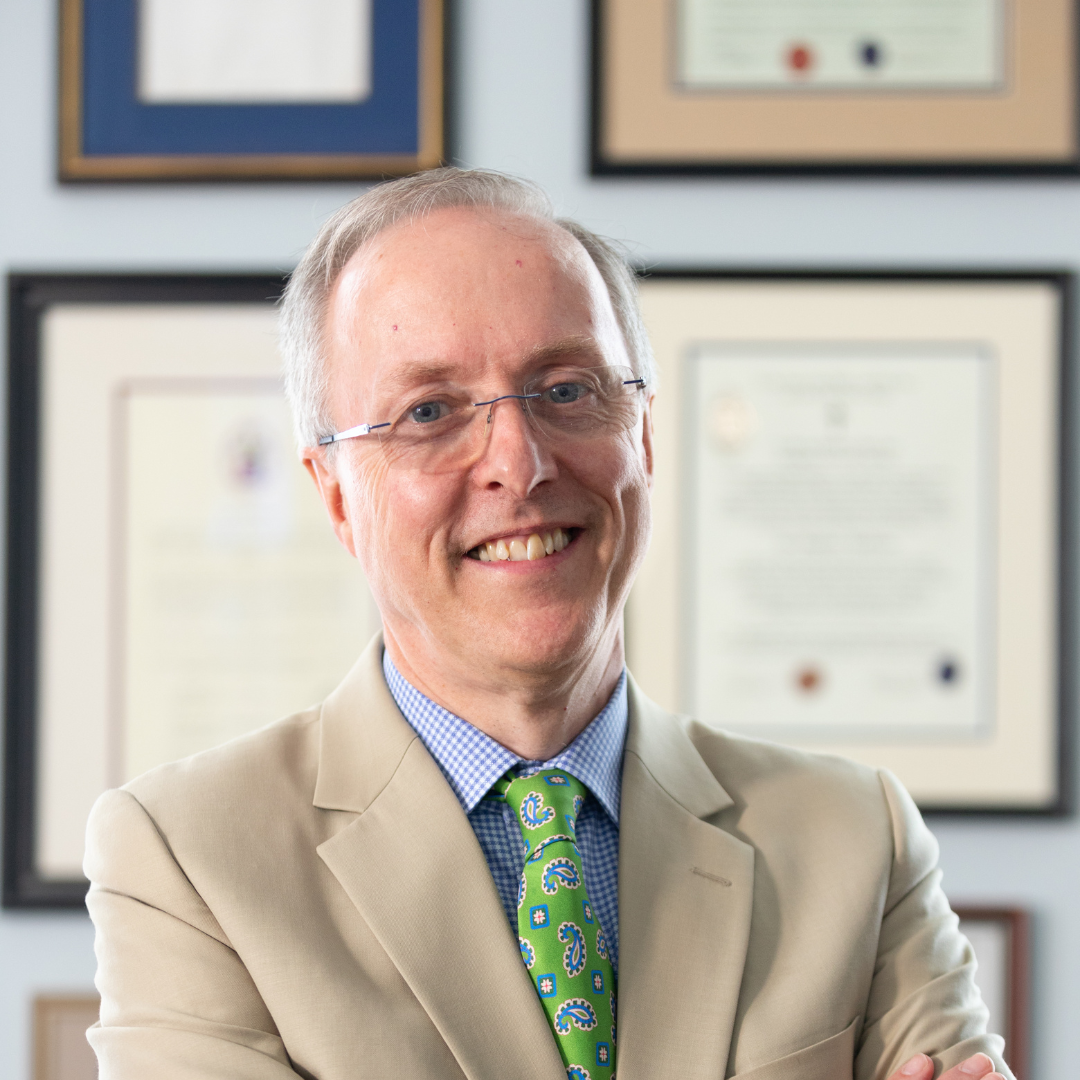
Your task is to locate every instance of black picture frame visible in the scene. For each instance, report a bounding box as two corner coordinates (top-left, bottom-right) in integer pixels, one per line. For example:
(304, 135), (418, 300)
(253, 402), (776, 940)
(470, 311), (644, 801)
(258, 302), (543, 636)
(3, 273), (286, 909)
(628, 268), (1073, 815)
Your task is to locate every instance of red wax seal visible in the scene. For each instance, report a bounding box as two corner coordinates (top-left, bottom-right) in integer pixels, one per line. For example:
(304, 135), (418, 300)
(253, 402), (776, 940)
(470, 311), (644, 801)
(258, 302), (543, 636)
(794, 664), (823, 693)
(786, 43), (814, 75)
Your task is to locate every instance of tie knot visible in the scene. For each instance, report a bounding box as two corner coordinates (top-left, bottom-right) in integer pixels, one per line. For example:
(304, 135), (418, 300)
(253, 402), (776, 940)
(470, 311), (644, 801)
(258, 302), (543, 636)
(495, 769), (587, 856)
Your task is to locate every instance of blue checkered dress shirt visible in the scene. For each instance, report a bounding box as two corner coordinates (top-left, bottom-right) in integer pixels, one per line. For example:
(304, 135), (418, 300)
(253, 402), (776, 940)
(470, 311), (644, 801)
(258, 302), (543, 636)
(382, 651), (626, 972)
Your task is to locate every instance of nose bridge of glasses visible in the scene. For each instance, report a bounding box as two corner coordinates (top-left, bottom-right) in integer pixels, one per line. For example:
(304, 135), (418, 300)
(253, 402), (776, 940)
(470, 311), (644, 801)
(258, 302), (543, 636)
(472, 392), (542, 427)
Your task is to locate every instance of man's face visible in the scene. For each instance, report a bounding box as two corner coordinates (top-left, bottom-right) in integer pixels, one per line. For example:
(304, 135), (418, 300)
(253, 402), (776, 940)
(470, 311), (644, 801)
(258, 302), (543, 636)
(308, 206), (654, 684)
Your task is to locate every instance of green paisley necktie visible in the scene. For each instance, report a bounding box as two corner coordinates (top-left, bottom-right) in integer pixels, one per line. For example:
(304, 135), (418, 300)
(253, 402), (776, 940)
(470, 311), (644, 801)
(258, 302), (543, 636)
(493, 768), (616, 1080)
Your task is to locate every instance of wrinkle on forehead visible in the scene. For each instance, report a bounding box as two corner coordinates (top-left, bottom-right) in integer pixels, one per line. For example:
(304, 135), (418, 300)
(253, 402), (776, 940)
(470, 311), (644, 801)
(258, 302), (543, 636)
(329, 206), (604, 333)
(324, 206), (626, 416)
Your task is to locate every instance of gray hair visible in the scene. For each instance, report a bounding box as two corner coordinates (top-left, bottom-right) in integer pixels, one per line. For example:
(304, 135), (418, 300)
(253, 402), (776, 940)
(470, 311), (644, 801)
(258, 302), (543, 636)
(278, 166), (654, 448)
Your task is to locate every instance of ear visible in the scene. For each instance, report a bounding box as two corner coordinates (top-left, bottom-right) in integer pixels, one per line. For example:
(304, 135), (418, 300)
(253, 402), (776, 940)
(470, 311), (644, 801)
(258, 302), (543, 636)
(301, 447), (359, 558)
(640, 393), (656, 489)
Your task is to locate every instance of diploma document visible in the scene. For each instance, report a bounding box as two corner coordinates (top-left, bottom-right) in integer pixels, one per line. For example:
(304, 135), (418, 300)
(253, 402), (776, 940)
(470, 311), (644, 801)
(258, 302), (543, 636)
(139, 0), (373, 103)
(678, 0), (1004, 90)
(118, 380), (372, 782)
(684, 343), (995, 739)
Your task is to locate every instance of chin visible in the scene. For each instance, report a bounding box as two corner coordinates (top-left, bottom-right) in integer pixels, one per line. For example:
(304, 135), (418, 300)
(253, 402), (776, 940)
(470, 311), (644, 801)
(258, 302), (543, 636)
(465, 605), (600, 674)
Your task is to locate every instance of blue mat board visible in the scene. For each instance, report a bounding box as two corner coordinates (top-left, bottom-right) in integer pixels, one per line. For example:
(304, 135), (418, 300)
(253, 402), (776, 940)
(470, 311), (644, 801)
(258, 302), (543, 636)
(82, 0), (420, 156)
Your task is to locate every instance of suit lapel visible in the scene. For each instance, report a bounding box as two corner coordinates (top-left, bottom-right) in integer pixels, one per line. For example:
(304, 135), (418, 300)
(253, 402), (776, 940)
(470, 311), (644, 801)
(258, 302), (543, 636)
(617, 678), (755, 1080)
(314, 638), (565, 1080)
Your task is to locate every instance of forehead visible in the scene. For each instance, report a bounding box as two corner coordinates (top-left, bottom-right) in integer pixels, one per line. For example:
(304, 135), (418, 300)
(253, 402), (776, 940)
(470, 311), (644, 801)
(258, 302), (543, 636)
(324, 206), (626, 394)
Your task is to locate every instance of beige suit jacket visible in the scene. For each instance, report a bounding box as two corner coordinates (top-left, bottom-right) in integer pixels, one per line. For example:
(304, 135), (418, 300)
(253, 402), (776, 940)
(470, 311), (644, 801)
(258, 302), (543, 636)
(85, 636), (1012, 1080)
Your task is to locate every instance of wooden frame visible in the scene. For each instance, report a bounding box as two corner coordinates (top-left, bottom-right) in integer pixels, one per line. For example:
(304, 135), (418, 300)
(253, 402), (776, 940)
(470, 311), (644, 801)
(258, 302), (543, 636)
(590, 0), (1080, 175)
(58, 0), (447, 181)
(953, 907), (1030, 1078)
(628, 269), (1073, 814)
(33, 996), (100, 1080)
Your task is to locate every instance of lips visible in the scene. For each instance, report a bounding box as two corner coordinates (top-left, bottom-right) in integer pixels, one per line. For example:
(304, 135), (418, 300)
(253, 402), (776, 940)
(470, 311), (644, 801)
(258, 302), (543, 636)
(467, 527), (574, 562)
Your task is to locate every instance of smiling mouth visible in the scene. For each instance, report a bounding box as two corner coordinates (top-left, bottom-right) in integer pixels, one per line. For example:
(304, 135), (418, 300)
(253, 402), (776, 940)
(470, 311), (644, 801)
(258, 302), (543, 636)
(467, 527), (576, 563)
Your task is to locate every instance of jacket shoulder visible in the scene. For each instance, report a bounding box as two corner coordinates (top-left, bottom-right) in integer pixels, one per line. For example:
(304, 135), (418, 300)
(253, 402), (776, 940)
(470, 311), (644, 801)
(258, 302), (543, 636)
(690, 720), (884, 795)
(122, 705), (324, 826)
(683, 720), (897, 846)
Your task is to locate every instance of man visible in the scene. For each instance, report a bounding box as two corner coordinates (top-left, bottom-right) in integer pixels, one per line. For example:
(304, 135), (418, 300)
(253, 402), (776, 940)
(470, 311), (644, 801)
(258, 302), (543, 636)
(85, 168), (1013, 1080)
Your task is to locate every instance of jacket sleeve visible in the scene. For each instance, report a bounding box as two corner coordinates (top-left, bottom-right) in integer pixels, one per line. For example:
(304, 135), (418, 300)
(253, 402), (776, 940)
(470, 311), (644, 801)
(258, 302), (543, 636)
(84, 787), (302, 1079)
(855, 770), (1014, 1080)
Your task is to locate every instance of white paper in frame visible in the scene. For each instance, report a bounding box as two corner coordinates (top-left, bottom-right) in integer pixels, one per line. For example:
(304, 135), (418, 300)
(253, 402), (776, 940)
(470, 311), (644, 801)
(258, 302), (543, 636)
(33, 304), (381, 881)
(627, 273), (1065, 811)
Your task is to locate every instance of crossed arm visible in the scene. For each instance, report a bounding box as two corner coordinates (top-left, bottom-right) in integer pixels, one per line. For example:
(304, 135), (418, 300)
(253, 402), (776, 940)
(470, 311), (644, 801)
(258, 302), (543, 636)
(85, 773), (1015, 1079)
(890, 1053), (1005, 1080)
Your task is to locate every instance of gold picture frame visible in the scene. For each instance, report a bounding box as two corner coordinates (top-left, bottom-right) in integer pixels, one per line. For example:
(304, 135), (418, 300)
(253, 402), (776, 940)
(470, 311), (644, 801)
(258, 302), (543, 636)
(59, 0), (445, 181)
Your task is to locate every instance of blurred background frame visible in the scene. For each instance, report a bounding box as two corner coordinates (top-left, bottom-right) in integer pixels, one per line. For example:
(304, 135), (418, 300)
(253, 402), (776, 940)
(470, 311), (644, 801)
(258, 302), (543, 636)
(33, 996), (98, 1080)
(59, 0), (447, 181)
(628, 268), (1072, 814)
(954, 906), (1030, 1078)
(591, 0), (1080, 175)
(2, 273), (380, 909)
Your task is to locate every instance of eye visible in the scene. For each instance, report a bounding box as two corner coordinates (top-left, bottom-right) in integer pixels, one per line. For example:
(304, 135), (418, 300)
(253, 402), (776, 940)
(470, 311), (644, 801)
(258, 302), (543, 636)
(545, 382), (588, 404)
(407, 400), (448, 424)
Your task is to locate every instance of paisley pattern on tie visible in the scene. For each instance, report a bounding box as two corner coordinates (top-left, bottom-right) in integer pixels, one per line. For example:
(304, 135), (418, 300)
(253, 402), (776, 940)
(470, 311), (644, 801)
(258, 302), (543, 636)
(543, 858), (581, 894)
(494, 768), (616, 1077)
(519, 791), (557, 829)
(520, 937), (536, 968)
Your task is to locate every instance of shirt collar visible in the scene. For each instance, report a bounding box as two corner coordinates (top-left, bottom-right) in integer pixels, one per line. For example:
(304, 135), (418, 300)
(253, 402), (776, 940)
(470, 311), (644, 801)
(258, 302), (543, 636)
(382, 650), (627, 824)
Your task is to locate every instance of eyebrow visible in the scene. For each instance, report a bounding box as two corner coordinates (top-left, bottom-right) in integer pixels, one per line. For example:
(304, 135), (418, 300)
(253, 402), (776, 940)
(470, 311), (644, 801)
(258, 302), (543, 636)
(520, 335), (607, 368)
(374, 361), (466, 398)
(376, 335), (610, 397)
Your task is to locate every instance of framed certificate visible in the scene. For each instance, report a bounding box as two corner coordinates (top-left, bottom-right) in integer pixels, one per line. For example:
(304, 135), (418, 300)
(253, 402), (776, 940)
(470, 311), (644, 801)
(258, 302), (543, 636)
(33, 996), (99, 1080)
(3, 275), (381, 908)
(953, 907), (1030, 1077)
(628, 270), (1071, 813)
(591, 0), (1079, 173)
(59, 0), (445, 181)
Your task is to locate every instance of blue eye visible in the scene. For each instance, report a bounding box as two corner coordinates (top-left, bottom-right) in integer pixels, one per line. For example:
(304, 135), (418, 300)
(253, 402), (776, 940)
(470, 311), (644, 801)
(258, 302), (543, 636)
(546, 383), (587, 404)
(409, 401), (447, 423)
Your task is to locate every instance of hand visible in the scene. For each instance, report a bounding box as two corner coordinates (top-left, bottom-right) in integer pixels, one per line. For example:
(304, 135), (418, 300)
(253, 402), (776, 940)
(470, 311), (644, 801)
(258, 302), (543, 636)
(889, 1052), (1006, 1080)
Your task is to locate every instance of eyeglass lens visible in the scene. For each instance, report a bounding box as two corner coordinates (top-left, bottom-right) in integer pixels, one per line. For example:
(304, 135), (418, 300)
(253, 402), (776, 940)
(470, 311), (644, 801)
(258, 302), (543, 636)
(373, 365), (644, 474)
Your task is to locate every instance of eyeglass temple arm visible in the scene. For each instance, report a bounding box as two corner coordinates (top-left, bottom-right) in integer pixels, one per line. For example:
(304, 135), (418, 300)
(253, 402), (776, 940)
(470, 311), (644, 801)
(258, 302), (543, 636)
(317, 421), (391, 446)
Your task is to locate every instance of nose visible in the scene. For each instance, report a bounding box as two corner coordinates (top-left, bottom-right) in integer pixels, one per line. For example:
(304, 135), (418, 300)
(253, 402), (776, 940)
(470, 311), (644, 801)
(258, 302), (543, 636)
(470, 395), (557, 497)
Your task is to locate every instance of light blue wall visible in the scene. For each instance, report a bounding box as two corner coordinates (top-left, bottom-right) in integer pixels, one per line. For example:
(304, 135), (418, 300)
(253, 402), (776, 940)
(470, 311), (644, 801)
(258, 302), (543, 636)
(2, 1), (1077, 1077)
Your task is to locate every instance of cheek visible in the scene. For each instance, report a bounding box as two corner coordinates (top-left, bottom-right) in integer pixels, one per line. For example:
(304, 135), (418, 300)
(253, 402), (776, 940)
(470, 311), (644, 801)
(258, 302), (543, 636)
(595, 437), (653, 578)
(345, 457), (461, 574)
(581, 431), (650, 524)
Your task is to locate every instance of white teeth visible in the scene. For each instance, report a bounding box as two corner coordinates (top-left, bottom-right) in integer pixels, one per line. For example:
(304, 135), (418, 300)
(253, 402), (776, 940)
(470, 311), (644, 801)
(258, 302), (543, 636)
(471, 528), (573, 562)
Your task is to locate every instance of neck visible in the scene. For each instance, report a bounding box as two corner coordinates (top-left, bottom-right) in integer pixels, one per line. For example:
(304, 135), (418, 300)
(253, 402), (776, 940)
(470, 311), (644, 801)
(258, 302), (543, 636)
(381, 625), (625, 760)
